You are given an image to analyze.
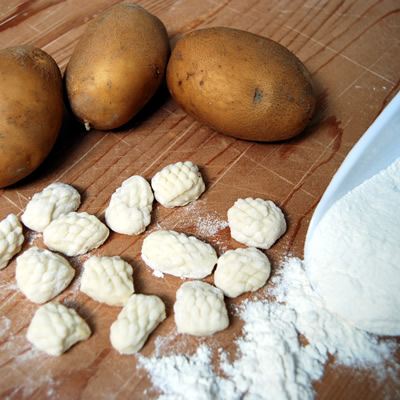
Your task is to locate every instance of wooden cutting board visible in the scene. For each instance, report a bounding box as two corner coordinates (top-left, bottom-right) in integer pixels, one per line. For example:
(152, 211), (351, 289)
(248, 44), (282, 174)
(1, 1), (399, 398)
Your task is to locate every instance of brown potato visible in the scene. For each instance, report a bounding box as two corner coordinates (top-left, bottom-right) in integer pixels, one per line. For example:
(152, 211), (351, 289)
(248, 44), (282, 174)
(0, 45), (63, 189)
(166, 27), (316, 142)
(64, 3), (170, 131)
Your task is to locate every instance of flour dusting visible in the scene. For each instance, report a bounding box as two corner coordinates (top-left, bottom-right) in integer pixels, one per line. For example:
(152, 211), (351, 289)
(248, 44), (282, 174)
(0, 315), (11, 336)
(177, 201), (229, 251)
(194, 212), (229, 237)
(152, 270), (165, 279)
(26, 230), (42, 245)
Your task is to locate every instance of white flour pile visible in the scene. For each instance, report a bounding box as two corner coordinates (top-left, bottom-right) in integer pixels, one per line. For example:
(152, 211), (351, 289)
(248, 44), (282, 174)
(138, 157), (400, 399)
(306, 157), (400, 336)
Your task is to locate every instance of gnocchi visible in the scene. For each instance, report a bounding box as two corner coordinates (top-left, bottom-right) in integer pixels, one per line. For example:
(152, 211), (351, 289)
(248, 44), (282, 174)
(151, 161), (205, 208)
(214, 247), (271, 298)
(21, 182), (81, 232)
(43, 212), (109, 256)
(0, 214), (24, 270)
(16, 247), (75, 304)
(228, 198), (286, 249)
(105, 175), (153, 235)
(26, 302), (91, 356)
(174, 280), (229, 336)
(110, 294), (166, 354)
(80, 256), (134, 306)
(141, 229), (217, 279)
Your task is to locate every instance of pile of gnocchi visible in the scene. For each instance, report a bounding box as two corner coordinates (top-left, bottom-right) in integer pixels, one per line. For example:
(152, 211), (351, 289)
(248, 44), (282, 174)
(0, 161), (286, 356)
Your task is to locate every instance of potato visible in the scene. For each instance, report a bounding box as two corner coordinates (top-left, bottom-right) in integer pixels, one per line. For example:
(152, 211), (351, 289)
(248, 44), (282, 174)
(64, 3), (170, 131)
(166, 27), (316, 142)
(0, 45), (63, 189)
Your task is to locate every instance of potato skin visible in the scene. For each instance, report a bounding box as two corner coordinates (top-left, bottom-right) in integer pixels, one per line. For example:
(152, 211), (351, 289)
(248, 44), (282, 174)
(0, 45), (63, 188)
(166, 27), (316, 142)
(64, 3), (170, 131)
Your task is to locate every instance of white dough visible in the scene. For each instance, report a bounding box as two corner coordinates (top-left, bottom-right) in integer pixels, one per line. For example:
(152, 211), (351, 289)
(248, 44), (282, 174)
(214, 247), (271, 298)
(16, 247), (75, 304)
(80, 256), (134, 306)
(228, 198), (286, 249)
(141, 230), (217, 279)
(21, 182), (81, 232)
(26, 302), (91, 356)
(174, 280), (229, 336)
(43, 212), (109, 256)
(0, 214), (24, 270)
(151, 161), (205, 207)
(306, 157), (400, 336)
(110, 294), (166, 354)
(105, 175), (154, 235)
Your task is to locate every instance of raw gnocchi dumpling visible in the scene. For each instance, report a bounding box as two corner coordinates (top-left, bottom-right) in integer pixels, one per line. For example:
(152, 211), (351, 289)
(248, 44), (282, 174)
(141, 229), (217, 279)
(0, 214), (24, 270)
(105, 175), (154, 235)
(43, 212), (109, 256)
(214, 247), (271, 298)
(16, 247), (75, 303)
(228, 198), (286, 249)
(80, 256), (134, 306)
(151, 161), (205, 207)
(21, 182), (81, 232)
(110, 294), (166, 354)
(174, 280), (229, 336)
(26, 302), (91, 356)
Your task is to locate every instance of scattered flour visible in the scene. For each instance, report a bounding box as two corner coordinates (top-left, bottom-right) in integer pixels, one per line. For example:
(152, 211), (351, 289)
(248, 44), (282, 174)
(26, 230), (42, 245)
(139, 344), (236, 400)
(193, 212), (229, 238)
(138, 257), (400, 399)
(177, 202), (229, 250)
(0, 315), (11, 336)
(0, 282), (18, 291)
(152, 269), (165, 279)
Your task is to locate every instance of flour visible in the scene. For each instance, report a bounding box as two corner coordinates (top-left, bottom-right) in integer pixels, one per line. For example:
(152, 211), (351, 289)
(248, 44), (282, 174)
(152, 269), (165, 279)
(26, 230), (42, 245)
(0, 315), (11, 336)
(194, 212), (229, 238)
(306, 157), (400, 335)
(175, 201), (230, 252)
(139, 344), (236, 400)
(139, 257), (400, 399)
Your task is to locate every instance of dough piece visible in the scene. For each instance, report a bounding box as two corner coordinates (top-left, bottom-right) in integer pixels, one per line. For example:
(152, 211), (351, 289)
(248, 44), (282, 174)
(43, 212), (109, 256)
(26, 302), (91, 356)
(21, 182), (81, 232)
(141, 230), (217, 279)
(174, 280), (229, 336)
(0, 214), (24, 270)
(214, 247), (271, 298)
(110, 294), (166, 354)
(151, 161), (205, 207)
(105, 175), (153, 235)
(228, 198), (286, 249)
(16, 247), (75, 303)
(80, 256), (134, 306)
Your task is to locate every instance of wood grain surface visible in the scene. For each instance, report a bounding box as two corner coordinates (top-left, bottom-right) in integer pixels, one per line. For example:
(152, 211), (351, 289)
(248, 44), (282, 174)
(1, 1), (399, 399)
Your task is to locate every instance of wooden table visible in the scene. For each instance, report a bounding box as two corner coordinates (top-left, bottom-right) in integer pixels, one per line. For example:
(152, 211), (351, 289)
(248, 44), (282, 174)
(1, 1), (399, 398)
